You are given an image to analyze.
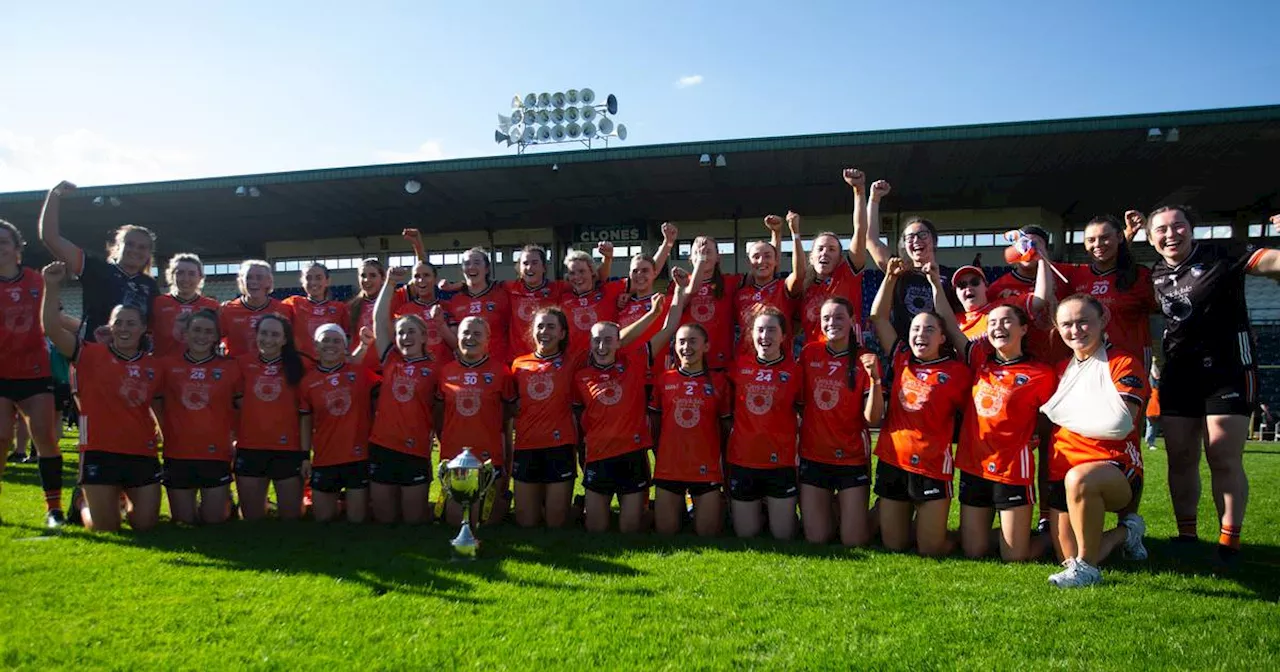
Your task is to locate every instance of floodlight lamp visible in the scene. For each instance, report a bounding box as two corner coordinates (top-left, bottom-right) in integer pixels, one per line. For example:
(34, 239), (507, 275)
(92, 196), (105, 206)
(615, 124), (628, 141)
(580, 88), (596, 105)
(511, 95), (523, 109)
(699, 154), (712, 166)
(404, 179), (422, 194)
(247, 187), (261, 198)
(524, 93), (537, 107)
(606, 94), (618, 115)
(714, 154), (726, 167)
(1146, 128), (1163, 142)
(235, 186), (247, 197)
(537, 92), (551, 107)
(1166, 128), (1180, 143)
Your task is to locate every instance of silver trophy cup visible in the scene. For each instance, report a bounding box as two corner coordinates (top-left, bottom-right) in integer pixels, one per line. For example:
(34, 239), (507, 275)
(438, 447), (497, 559)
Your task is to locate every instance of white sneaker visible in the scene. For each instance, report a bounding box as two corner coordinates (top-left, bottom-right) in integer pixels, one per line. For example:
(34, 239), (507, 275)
(1121, 513), (1148, 561)
(1147, 443), (1158, 451)
(1048, 558), (1077, 587)
(1052, 558), (1103, 589)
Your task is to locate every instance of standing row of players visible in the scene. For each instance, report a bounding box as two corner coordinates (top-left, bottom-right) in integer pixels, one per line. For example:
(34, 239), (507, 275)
(4, 178), (1279, 586)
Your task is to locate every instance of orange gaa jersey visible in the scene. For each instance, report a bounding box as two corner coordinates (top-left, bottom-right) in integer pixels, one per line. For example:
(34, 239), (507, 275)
(151, 293), (220, 359)
(987, 268), (1071, 363)
(436, 356), (516, 465)
(445, 284), (512, 364)
(368, 349), (438, 458)
(235, 354), (307, 450)
(573, 351), (651, 462)
(1048, 346), (1147, 481)
(727, 353), (803, 469)
(282, 295), (349, 360)
(1061, 263), (1156, 368)
(389, 287), (453, 365)
(505, 279), (567, 358)
(300, 362), (379, 468)
(801, 256), (864, 346)
(957, 293), (1037, 343)
(649, 368), (731, 483)
(682, 273), (741, 370)
(873, 342), (971, 480)
(955, 339), (1058, 485)
(511, 350), (583, 450)
(219, 297), (291, 358)
(799, 342), (873, 466)
(0, 268), (50, 380)
(155, 354), (241, 462)
(560, 280), (626, 359)
(71, 342), (161, 456)
(735, 277), (798, 357)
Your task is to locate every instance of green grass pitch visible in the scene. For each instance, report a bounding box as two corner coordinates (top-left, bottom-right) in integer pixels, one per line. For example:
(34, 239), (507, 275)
(1, 438), (1278, 669)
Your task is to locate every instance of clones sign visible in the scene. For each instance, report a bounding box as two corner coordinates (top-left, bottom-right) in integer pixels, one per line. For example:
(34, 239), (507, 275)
(575, 224), (646, 243)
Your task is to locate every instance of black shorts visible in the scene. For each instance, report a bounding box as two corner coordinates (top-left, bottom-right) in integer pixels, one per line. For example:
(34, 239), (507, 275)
(583, 450), (651, 496)
(1160, 355), (1256, 418)
(1048, 461), (1144, 512)
(798, 459), (871, 492)
(874, 461), (951, 503)
(234, 448), (306, 481)
(54, 383), (72, 412)
(163, 458), (233, 490)
(958, 470), (1034, 510)
(654, 479), (721, 497)
(310, 461), (370, 494)
(512, 445), (577, 484)
(0, 377), (54, 403)
(79, 451), (163, 489)
(368, 444), (432, 487)
(726, 464), (798, 501)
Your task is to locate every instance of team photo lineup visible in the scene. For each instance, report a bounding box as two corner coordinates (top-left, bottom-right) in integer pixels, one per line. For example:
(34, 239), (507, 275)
(3, 171), (1279, 591)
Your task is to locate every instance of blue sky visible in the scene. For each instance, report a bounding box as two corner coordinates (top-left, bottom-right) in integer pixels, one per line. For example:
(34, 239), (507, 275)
(2, 0), (1277, 191)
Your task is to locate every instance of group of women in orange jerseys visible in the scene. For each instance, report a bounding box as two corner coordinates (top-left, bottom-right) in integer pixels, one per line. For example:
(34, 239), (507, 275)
(9, 176), (1280, 590)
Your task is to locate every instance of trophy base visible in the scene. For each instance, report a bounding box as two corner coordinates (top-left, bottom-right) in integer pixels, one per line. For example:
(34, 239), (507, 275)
(450, 523), (480, 561)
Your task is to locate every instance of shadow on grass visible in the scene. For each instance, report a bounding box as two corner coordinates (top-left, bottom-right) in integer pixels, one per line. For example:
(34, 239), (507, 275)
(0, 461), (78, 490)
(1098, 537), (1280, 603)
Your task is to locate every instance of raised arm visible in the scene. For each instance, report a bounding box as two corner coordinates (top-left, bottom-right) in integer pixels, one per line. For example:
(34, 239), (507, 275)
(41, 263), (78, 359)
(649, 266), (694, 355)
(403, 229), (427, 263)
(869, 257), (903, 350)
(860, 353), (885, 427)
(39, 182), (86, 274)
(1030, 242), (1056, 320)
(842, 168), (868, 270)
(373, 267), (406, 358)
(595, 241), (615, 283)
(653, 223), (678, 276)
(922, 262), (968, 354)
(865, 178), (894, 271)
(1246, 215), (1280, 277)
(784, 211), (808, 295)
(1122, 210), (1145, 243)
(619, 294), (667, 348)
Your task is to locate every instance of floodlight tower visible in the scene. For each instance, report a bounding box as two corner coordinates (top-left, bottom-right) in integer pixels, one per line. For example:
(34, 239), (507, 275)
(495, 88), (628, 154)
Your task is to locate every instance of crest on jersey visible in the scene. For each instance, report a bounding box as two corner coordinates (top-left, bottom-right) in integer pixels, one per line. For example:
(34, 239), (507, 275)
(486, 302), (496, 311)
(673, 397), (702, 429)
(899, 374), (932, 412)
(526, 372), (554, 401)
(813, 378), (842, 411)
(691, 300), (715, 323)
(974, 378), (1008, 418)
(1014, 374), (1029, 386)
(182, 384), (210, 411)
(324, 388), (352, 416)
(779, 371), (790, 383)
(213, 369), (223, 381)
(455, 387), (483, 416)
(255, 377), (282, 402)
(744, 384), (776, 415)
(1190, 265), (1204, 278)
(595, 378), (624, 406)
(392, 372), (416, 403)
(572, 306), (598, 332)
(483, 373), (493, 384)
(704, 383), (714, 396)
(937, 372), (949, 384)
(346, 372), (356, 382)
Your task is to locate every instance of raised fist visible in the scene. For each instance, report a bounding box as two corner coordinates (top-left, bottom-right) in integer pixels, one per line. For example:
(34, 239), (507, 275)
(786, 211), (802, 235)
(885, 257), (905, 278)
(41, 261), (67, 282)
(859, 352), (881, 382)
(1124, 210), (1146, 236)
(763, 215), (783, 232)
(388, 267), (410, 284)
(842, 168), (866, 190)
(661, 222), (678, 244)
(49, 181), (77, 198)
(650, 294), (666, 312)
(402, 228), (422, 243)
(358, 326), (375, 346)
(920, 262), (940, 281)
(670, 266), (690, 287)
(870, 180), (891, 200)
(1270, 214), (1280, 235)
(596, 240), (614, 259)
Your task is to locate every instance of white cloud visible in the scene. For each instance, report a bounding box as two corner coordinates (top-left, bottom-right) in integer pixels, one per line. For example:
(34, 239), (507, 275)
(0, 129), (197, 191)
(676, 75), (704, 89)
(373, 140), (448, 164)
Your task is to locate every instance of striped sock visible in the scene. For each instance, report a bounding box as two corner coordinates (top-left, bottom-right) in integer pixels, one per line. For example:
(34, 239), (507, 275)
(1218, 525), (1241, 550)
(1176, 518), (1198, 539)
